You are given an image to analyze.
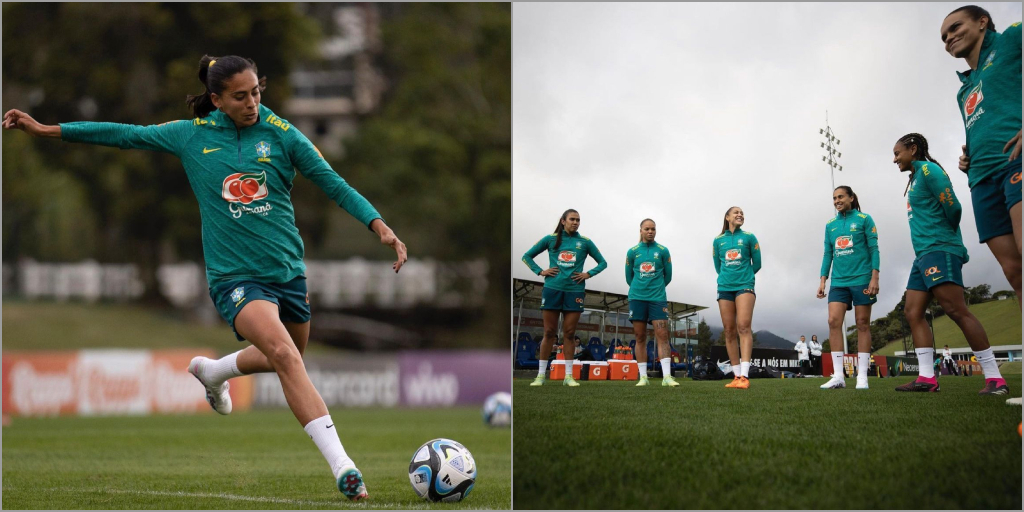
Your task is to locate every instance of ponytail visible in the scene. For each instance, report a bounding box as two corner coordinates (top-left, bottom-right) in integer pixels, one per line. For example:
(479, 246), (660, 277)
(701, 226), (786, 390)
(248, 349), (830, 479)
(834, 186), (862, 211)
(185, 54), (267, 118)
(551, 209), (579, 250)
(720, 206), (740, 235)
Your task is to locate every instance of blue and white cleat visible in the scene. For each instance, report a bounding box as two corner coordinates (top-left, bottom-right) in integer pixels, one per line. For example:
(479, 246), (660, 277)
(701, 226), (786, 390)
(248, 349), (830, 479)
(337, 465), (368, 501)
(188, 356), (232, 415)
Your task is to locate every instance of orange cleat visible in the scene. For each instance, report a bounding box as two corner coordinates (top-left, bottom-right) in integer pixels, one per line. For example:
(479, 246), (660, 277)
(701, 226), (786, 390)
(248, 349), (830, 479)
(725, 377), (741, 388)
(735, 377), (750, 389)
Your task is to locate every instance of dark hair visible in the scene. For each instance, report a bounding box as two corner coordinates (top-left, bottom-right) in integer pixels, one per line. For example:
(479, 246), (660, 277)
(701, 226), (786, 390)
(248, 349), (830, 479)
(551, 209), (579, 250)
(185, 55), (267, 118)
(720, 206), (741, 235)
(834, 186), (862, 212)
(947, 5), (995, 31)
(896, 133), (943, 196)
(639, 218), (655, 242)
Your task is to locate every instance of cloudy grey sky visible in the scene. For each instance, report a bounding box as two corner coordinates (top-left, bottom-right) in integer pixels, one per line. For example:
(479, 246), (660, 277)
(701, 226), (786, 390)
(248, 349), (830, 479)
(512, 2), (1022, 343)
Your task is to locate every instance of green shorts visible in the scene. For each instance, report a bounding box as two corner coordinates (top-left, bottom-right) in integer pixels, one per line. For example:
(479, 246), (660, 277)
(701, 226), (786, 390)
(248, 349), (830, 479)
(210, 275), (311, 341)
(971, 157), (1021, 243)
(628, 299), (668, 323)
(828, 284), (877, 310)
(540, 287), (585, 312)
(906, 252), (964, 292)
(717, 289), (755, 302)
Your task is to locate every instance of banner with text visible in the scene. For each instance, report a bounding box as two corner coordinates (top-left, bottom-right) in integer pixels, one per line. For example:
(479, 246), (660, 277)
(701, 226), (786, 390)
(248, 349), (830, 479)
(2, 349), (254, 417)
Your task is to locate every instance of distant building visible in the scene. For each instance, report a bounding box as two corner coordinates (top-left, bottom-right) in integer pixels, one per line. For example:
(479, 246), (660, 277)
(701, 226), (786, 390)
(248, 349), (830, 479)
(285, 3), (386, 157)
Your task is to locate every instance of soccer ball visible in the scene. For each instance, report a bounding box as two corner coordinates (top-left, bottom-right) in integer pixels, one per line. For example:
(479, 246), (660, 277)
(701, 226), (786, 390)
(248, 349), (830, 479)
(408, 438), (477, 502)
(482, 391), (511, 427)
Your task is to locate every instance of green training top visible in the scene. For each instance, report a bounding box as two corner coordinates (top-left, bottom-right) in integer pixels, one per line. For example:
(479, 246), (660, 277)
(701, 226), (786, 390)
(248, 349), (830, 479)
(906, 161), (969, 261)
(956, 22), (1022, 188)
(522, 230), (607, 293)
(820, 210), (880, 287)
(712, 229), (761, 291)
(625, 241), (673, 301)
(60, 104), (382, 286)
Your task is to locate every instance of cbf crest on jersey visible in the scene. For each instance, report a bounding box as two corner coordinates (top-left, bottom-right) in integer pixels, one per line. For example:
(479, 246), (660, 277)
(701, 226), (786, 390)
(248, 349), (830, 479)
(230, 287), (245, 303)
(255, 141), (272, 163)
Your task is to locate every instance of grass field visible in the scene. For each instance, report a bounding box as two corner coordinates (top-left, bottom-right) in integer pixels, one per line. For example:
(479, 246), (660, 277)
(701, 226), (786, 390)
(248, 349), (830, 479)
(876, 299), (1021, 356)
(2, 408), (510, 510)
(2, 300), (241, 352)
(513, 376), (1022, 510)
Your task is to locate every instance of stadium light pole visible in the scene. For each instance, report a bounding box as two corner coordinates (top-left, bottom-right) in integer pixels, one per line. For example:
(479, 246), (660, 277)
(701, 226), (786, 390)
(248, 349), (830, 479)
(819, 112), (849, 355)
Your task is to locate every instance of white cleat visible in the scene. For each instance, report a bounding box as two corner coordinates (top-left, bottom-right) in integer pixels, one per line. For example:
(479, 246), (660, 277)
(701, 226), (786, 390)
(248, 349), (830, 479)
(337, 464), (368, 501)
(856, 378), (869, 390)
(820, 376), (846, 389)
(188, 356), (232, 415)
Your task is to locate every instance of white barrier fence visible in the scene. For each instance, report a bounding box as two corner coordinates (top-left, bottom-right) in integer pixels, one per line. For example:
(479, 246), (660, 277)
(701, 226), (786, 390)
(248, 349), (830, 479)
(3, 258), (488, 309)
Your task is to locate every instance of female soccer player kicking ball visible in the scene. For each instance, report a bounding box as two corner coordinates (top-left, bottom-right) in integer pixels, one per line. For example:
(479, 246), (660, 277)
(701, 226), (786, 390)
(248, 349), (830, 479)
(940, 6), (1022, 308)
(713, 207), (761, 389)
(522, 209), (607, 387)
(3, 55), (409, 500)
(892, 133), (1007, 395)
(626, 219), (678, 387)
(817, 186), (880, 390)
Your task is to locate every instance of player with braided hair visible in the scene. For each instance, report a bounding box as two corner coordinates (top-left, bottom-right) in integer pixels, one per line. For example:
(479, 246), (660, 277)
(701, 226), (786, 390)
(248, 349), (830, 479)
(940, 5), (1022, 309)
(892, 133), (1008, 395)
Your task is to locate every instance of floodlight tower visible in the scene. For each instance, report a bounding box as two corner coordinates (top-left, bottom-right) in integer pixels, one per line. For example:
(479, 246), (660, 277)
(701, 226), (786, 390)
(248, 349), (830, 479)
(819, 112), (849, 356)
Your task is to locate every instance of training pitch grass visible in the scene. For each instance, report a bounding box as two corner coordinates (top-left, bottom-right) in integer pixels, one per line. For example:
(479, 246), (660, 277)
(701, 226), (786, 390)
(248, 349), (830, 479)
(3, 408), (510, 510)
(513, 375), (1021, 510)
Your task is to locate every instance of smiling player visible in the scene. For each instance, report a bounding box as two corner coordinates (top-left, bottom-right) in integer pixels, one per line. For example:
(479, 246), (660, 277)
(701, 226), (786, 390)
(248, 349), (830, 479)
(817, 186), (880, 390)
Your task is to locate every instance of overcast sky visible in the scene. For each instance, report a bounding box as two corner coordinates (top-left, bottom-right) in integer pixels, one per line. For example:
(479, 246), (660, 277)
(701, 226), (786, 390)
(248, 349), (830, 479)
(512, 2), (1022, 344)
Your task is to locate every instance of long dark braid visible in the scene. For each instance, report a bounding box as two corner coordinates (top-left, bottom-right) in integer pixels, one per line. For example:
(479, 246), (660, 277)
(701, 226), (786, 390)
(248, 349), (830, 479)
(897, 133), (943, 196)
(551, 209), (578, 250)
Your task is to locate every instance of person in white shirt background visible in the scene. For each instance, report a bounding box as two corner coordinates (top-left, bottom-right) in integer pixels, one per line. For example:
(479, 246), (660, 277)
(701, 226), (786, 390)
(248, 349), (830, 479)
(809, 335), (823, 377)
(795, 335), (810, 377)
(942, 344), (960, 376)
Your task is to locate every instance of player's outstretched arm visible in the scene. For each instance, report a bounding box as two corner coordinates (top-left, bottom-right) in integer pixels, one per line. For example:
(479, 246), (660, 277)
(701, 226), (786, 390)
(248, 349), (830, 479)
(2, 109), (60, 137)
(370, 218), (407, 273)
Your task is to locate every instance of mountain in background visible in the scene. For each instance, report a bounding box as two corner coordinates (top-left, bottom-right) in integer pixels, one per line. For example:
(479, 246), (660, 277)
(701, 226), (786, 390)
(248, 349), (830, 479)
(706, 326), (796, 350)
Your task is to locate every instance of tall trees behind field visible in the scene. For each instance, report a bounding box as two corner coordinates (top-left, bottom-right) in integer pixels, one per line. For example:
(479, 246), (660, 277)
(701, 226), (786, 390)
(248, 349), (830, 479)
(2, 3), (320, 299)
(2, 3), (511, 305)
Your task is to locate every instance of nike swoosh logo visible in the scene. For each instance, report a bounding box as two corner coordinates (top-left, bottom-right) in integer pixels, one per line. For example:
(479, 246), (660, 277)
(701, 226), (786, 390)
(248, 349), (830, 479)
(327, 424), (334, 429)
(932, 277), (943, 281)
(203, 147), (222, 154)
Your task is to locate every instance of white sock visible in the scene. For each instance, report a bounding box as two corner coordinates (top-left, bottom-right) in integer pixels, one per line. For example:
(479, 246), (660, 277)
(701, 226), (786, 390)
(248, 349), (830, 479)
(973, 348), (1003, 380)
(858, 353), (870, 379)
(204, 350), (244, 386)
(638, 362), (648, 375)
(915, 348), (935, 379)
(538, 360), (548, 377)
(564, 359), (574, 378)
(741, 361), (750, 378)
(304, 415), (352, 479)
(831, 352), (844, 379)
(732, 365), (740, 377)
(660, 357), (671, 377)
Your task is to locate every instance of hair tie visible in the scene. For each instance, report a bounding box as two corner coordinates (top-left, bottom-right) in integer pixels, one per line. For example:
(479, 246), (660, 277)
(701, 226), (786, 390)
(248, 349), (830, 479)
(209, 60), (216, 68)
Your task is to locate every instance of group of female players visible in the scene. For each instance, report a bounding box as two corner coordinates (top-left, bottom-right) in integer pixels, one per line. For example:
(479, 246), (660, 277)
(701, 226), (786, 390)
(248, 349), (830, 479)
(521, 6), (1020, 397)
